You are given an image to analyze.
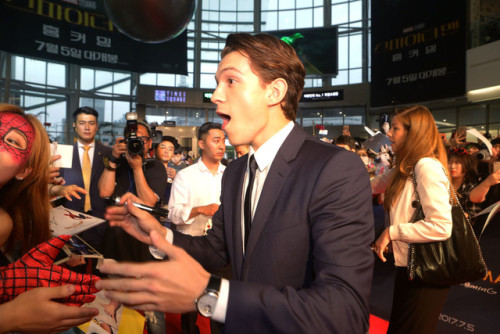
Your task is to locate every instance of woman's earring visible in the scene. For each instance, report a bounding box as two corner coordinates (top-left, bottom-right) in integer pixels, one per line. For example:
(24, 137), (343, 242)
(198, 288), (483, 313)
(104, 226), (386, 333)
(16, 176), (23, 181)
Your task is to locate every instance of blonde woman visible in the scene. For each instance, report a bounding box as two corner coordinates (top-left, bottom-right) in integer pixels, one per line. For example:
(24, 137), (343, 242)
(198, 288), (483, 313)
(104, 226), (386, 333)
(371, 105), (453, 334)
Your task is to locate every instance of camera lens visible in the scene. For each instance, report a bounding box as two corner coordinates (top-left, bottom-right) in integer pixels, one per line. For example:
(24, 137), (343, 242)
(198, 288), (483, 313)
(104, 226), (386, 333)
(127, 138), (144, 155)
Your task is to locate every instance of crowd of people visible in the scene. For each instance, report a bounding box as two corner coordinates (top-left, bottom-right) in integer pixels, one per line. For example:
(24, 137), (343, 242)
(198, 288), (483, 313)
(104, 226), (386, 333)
(0, 32), (499, 334)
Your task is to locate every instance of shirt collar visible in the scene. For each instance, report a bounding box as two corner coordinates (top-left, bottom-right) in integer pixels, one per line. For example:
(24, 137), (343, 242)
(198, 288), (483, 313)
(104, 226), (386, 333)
(249, 121), (294, 171)
(197, 157), (225, 175)
(77, 140), (95, 148)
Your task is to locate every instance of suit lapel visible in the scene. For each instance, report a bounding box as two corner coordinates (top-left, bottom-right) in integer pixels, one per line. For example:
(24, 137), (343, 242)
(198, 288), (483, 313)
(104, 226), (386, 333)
(242, 124), (306, 277)
(72, 142), (84, 184)
(91, 143), (103, 184)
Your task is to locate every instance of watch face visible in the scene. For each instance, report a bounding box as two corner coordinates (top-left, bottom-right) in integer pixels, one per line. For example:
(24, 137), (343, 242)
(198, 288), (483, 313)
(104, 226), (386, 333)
(197, 291), (219, 317)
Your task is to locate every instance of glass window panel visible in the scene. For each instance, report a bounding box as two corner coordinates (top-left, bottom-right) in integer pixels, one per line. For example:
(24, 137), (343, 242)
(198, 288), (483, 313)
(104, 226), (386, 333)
(350, 0), (362, 22)
(187, 110), (206, 126)
(238, 1), (253, 11)
(81, 68), (94, 90)
(188, 61), (194, 72)
(279, 10), (295, 30)
(314, 0), (322, 6)
(296, 0), (313, 8)
(220, 0), (236, 10)
(301, 109), (323, 127)
(261, 11), (278, 31)
(25, 58), (46, 84)
(47, 62), (65, 87)
(13, 56), (24, 81)
(349, 68), (362, 84)
(157, 74), (176, 86)
(331, 4), (348, 26)
(432, 108), (457, 132)
(24, 95), (46, 108)
(46, 101), (66, 141)
(313, 7), (323, 27)
(279, 0), (295, 10)
(165, 108), (187, 126)
(264, 0), (278, 10)
(220, 12), (236, 22)
(331, 70), (348, 86)
(201, 50), (219, 61)
(349, 34), (362, 68)
(112, 101), (131, 125)
(296, 8), (313, 28)
(459, 106), (486, 127)
(490, 104), (500, 123)
(200, 62), (218, 73)
(350, 20), (362, 28)
(338, 36), (349, 69)
(200, 73), (217, 89)
(113, 80), (131, 95)
(95, 70), (113, 88)
(237, 12), (254, 22)
(205, 0), (219, 10)
(140, 73), (157, 85)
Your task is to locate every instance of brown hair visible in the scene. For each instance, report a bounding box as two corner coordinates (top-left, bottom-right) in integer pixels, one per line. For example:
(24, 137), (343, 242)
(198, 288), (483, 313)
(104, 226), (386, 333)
(447, 149), (479, 185)
(384, 105), (449, 210)
(221, 33), (306, 121)
(0, 104), (51, 253)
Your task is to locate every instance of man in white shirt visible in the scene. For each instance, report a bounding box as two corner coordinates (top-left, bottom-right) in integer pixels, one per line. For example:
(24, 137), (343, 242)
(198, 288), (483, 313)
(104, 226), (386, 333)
(168, 122), (226, 237)
(98, 33), (374, 334)
(168, 122), (226, 334)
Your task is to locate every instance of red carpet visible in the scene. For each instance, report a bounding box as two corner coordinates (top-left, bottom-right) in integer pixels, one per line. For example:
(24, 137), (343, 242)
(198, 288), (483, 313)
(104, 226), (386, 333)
(165, 313), (389, 333)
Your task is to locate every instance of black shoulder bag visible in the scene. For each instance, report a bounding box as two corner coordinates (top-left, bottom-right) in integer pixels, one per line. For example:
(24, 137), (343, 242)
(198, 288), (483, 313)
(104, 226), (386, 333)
(407, 166), (488, 286)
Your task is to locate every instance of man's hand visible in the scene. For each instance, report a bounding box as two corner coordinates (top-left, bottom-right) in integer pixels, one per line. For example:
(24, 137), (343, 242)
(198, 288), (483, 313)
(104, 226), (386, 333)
(0, 285), (99, 334)
(111, 137), (127, 159)
(126, 151), (144, 171)
(96, 230), (210, 313)
(166, 167), (177, 180)
(104, 192), (166, 245)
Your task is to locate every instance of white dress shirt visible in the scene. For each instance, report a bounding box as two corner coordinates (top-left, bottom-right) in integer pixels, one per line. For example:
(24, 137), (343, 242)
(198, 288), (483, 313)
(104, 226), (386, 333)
(77, 140), (95, 169)
(157, 122), (295, 323)
(168, 158), (225, 236)
(371, 157), (453, 266)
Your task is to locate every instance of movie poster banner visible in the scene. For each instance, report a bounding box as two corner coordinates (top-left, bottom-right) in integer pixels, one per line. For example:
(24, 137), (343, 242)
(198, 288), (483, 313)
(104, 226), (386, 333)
(371, 0), (466, 107)
(0, 0), (187, 74)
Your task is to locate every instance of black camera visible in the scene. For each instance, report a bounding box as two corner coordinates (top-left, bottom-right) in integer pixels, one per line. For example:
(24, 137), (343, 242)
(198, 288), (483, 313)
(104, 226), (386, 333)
(122, 112), (144, 156)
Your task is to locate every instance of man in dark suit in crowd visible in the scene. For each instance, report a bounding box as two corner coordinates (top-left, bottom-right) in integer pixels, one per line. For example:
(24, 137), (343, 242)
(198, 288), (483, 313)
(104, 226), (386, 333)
(97, 33), (374, 333)
(60, 106), (111, 251)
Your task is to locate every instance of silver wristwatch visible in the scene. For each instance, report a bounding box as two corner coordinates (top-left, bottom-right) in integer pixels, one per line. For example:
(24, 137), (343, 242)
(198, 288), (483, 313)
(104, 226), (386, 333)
(195, 274), (222, 318)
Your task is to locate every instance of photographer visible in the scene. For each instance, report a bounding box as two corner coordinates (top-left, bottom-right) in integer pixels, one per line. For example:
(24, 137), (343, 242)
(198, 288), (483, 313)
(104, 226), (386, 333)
(98, 118), (167, 263)
(98, 119), (166, 207)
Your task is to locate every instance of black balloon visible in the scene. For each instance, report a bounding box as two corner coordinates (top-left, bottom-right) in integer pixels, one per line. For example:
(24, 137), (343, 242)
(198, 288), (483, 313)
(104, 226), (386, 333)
(105, 0), (197, 43)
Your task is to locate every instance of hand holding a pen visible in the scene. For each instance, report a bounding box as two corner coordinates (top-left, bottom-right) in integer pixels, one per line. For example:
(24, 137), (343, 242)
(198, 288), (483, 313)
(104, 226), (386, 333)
(104, 193), (167, 246)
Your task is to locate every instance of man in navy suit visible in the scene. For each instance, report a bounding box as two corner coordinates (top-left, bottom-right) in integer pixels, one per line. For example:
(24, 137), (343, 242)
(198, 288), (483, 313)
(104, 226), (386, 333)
(98, 33), (374, 333)
(60, 106), (111, 251)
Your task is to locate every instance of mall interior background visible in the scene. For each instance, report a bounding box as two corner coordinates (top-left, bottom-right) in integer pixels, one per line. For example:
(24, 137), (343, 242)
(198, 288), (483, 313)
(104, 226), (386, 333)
(0, 0), (499, 156)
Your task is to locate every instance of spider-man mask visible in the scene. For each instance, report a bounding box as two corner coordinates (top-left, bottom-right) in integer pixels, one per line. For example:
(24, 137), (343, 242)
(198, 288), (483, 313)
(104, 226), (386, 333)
(0, 112), (35, 166)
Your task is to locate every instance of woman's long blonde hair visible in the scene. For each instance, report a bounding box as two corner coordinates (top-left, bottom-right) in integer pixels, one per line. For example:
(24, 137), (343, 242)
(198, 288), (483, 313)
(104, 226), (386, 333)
(383, 105), (448, 211)
(0, 104), (51, 253)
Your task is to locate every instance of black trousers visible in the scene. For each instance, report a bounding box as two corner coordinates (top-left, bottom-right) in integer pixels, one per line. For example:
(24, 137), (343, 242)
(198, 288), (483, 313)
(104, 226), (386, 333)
(387, 267), (450, 334)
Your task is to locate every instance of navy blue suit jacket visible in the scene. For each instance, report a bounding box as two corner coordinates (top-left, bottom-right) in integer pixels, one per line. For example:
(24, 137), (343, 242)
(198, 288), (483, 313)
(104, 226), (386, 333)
(174, 124), (375, 333)
(59, 141), (112, 249)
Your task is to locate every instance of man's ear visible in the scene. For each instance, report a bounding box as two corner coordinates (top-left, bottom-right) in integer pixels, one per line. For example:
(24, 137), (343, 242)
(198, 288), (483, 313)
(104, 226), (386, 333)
(267, 78), (288, 107)
(198, 139), (205, 150)
(15, 167), (32, 181)
(72, 122), (76, 129)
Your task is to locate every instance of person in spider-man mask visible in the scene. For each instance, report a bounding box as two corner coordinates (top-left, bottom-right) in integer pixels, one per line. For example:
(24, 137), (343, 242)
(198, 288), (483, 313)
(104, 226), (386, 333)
(0, 104), (99, 333)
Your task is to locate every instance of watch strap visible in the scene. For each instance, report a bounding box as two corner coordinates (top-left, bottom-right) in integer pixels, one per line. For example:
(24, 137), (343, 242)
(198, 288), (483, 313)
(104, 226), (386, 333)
(205, 274), (222, 294)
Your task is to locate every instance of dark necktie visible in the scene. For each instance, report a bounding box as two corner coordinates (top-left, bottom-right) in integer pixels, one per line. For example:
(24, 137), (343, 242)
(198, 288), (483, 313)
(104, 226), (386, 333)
(244, 155), (258, 249)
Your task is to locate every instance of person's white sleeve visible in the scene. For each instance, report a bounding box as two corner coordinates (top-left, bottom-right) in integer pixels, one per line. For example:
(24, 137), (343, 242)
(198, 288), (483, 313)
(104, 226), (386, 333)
(211, 278), (229, 323)
(168, 170), (194, 225)
(149, 227), (174, 259)
(390, 158), (453, 243)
